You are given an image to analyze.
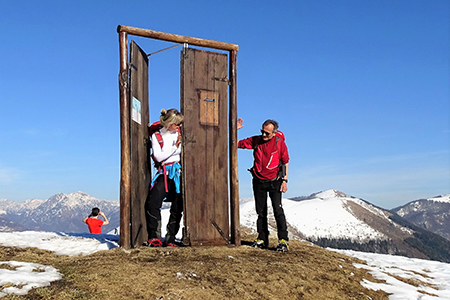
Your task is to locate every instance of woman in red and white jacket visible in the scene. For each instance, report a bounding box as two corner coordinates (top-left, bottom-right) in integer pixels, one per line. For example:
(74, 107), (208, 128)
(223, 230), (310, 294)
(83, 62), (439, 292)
(144, 108), (183, 248)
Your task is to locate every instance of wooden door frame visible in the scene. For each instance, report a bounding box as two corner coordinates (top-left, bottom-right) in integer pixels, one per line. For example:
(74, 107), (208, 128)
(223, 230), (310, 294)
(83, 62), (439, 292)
(117, 25), (240, 249)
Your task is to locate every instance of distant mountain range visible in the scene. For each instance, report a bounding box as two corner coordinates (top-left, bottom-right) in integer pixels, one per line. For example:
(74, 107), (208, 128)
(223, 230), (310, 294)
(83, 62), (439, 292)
(0, 214), (26, 232)
(2, 189), (450, 262)
(391, 194), (450, 241)
(0, 192), (119, 234)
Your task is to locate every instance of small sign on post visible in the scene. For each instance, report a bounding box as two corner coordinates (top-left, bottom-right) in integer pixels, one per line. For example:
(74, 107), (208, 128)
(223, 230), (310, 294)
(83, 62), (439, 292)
(131, 97), (142, 125)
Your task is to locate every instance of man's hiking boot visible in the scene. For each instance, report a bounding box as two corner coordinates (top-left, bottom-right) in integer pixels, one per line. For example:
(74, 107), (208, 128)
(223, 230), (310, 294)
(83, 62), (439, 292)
(251, 239), (266, 249)
(165, 242), (178, 247)
(143, 238), (163, 247)
(276, 239), (289, 252)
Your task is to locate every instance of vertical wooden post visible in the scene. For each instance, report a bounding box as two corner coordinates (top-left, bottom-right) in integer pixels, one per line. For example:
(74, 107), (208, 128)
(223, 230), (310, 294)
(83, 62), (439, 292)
(229, 50), (241, 246)
(118, 30), (131, 249)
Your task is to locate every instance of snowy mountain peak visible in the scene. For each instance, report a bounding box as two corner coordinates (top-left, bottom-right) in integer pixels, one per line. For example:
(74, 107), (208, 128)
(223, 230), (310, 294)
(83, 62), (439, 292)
(68, 191), (92, 198)
(46, 191), (98, 206)
(311, 189), (350, 199)
(427, 194), (450, 204)
(23, 198), (45, 209)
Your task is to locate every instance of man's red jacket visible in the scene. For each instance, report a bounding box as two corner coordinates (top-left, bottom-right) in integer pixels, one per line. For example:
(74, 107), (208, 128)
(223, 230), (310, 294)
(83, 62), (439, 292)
(238, 134), (289, 181)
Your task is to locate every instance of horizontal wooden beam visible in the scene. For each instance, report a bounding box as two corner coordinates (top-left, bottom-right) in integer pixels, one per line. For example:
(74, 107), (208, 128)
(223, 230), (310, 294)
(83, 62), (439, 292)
(117, 25), (239, 52)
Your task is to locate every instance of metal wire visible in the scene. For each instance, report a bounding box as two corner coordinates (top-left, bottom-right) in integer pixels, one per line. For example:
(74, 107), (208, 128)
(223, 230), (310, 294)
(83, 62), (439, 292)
(147, 43), (184, 57)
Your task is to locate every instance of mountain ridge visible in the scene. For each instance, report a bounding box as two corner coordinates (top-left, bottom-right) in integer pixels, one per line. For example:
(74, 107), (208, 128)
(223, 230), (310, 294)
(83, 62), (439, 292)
(243, 189), (450, 262)
(391, 194), (450, 242)
(2, 189), (450, 262)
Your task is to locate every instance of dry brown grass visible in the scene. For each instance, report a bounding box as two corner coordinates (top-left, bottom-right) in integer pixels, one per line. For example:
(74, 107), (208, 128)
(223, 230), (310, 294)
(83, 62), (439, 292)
(387, 273), (436, 289)
(0, 231), (389, 300)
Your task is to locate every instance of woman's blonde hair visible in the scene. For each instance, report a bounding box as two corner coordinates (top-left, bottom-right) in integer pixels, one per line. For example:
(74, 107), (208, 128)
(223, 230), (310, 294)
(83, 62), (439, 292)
(160, 108), (183, 128)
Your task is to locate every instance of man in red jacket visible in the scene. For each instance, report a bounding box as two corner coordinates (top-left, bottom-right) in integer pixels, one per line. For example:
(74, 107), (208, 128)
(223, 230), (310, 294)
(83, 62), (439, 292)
(237, 118), (290, 252)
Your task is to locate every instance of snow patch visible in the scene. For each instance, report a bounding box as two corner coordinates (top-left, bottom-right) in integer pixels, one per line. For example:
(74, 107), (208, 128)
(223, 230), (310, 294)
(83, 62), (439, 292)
(428, 194), (450, 204)
(283, 196), (386, 241)
(0, 261), (62, 298)
(241, 190), (388, 242)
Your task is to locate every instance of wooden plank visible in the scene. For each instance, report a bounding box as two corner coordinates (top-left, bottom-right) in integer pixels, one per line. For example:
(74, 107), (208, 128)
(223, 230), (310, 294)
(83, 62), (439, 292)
(117, 25), (238, 52)
(214, 52), (230, 241)
(200, 51), (214, 242)
(129, 41), (150, 248)
(181, 47), (198, 244)
(181, 48), (229, 246)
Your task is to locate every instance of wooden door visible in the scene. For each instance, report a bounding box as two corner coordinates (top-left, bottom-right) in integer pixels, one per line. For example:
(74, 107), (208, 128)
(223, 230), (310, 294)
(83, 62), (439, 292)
(181, 48), (229, 246)
(129, 41), (150, 248)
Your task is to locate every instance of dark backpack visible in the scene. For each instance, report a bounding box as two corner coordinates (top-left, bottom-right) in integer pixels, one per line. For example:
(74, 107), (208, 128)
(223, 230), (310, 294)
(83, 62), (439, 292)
(274, 131), (286, 178)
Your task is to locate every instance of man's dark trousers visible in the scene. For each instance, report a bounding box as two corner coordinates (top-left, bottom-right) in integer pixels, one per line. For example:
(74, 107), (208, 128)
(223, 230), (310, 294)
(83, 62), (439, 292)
(252, 177), (289, 246)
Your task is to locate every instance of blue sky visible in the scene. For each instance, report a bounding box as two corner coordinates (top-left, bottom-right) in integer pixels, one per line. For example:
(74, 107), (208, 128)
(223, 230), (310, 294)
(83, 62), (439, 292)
(1, 1), (449, 209)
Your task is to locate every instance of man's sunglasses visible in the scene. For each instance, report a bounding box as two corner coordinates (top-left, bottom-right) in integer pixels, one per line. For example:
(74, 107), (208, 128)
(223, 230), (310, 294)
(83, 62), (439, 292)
(261, 129), (272, 136)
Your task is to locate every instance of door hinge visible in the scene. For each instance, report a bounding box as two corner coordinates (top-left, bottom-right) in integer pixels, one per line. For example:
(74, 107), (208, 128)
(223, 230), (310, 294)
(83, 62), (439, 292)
(213, 77), (230, 85)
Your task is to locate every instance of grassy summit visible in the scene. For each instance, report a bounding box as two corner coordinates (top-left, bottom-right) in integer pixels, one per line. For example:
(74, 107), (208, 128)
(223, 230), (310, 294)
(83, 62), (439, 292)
(0, 230), (388, 299)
